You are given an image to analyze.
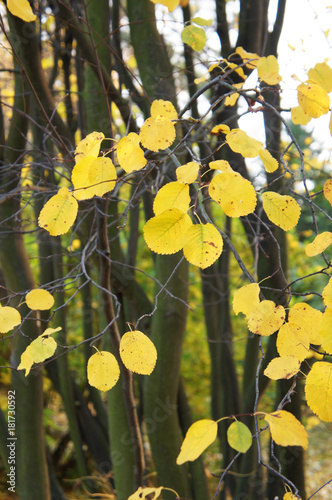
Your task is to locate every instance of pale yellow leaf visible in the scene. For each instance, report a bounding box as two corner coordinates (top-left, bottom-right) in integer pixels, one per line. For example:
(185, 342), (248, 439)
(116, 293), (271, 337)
(209, 160), (233, 173)
(262, 191), (301, 231)
(117, 133), (147, 173)
(183, 223), (223, 269)
(7, 0), (36, 22)
(150, 0), (179, 12)
(264, 356), (301, 380)
(38, 187), (78, 236)
(264, 410), (308, 449)
(72, 156), (116, 200)
(209, 172), (257, 217)
(139, 116), (176, 152)
(150, 100), (177, 120)
(288, 302), (323, 345)
(305, 361), (332, 422)
(181, 25), (206, 52)
(128, 487), (163, 500)
(227, 421), (252, 453)
(153, 182), (190, 216)
(0, 306), (21, 333)
(259, 149), (278, 173)
(143, 209), (192, 255)
(305, 231), (332, 256)
(323, 179), (332, 205)
(248, 301), (285, 336)
(75, 131), (105, 162)
(257, 55), (282, 85)
(318, 308), (332, 353)
(87, 351), (120, 392)
(308, 62), (332, 93)
(17, 348), (34, 377)
(226, 129), (263, 158)
(176, 419), (218, 464)
(235, 47), (260, 69)
(176, 162), (199, 184)
(276, 323), (310, 361)
(26, 289), (54, 311)
(120, 330), (157, 375)
(297, 81), (330, 118)
(322, 277), (332, 308)
(291, 106), (312, 125)
(17, 327), (60, 376)
(232, 283), (260, 318)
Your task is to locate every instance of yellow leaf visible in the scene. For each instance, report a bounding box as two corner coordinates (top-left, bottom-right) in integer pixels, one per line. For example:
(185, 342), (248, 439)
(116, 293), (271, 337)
(149, 0), (179, 12)
(139, 116), (176, 152)
(330, 112), (332, 137)
(210, 124), (230, 135)
(191, 17), (213, 27)
(297, 81), (330, 118)
(7, 0), (36, 22)
(128, 487), (163, 500)
(323, 179), (332, 205)
(0, 306), (21, 333)
(263, 410), (308, 449)
(72, 156), (116, 200)
(247, 301), (285, 336)
(183, 223), (223, 269)
(17, 348), (34, 377)
(38, 187), (78, 236)
(225, 92), (240, 107)
(153, 182), (190, 216)
(288, 302), (323, 345)
(226, 129), (263, 158)
(308, 62), (332, 93)
(119, 330), (157, 375)
(117, 133), (147, 173)
(322, 276), (332, 308)
(232, 283), (260, 318)
(235, 47), (260, 69)
(227, 421), (252, 453)
(26, 289), (54, 311)
(209, 172), (257, 217)
(176, 419), (218, 465)
(181, 25), (206, 52)
(257, 55), (282, 85)
(17, 327), (60, 376)
(305, 361), (332, 422)
(75, 131), (105, 162)
(283, 493), (300, 500)
(276, 323), (310, 361)
(87, 351), (120, 392)
(262, 191), (301, 231)
(176, 162), (199, 184)
(305, 231), (332, 256)
(291, 106), (312, 125)
(151, 100), (177, 120)
(209, 160), (233, 173)
(143, 209), (192, 255)
(264, 356), (301, 380)
(318, 308), (332, 353)
(259, 149), (278, 173)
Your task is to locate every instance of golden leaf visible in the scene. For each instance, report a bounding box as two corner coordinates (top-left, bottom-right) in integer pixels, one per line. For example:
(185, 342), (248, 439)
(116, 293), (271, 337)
(264, 356), (301, 380)
(323, 179), (332, 205)
(262, 191), (301, 231)
(87, 351), (120, 392)
(153, 182), (190, 216)
(264, 410), (308, 449)
(226, 129), (263, 158)
(308, 62), (332, 93)
(259, 149), (278, 173)
(17, 327), (60, 377)
(209, 172), (257, 217)
(7, 0), (36, 22)
(305, 231), (332, 256)
(72, 156), (116, 200)
(305, 361), (332, 422)
(297, 81), (330, 118)
(276, 323), (310, 361)
(176, 419), (218, 465)
(318, 308), (332, 353)
(120, 330), (157, 375)
(257, 55), (282, 85)
(288, 302), (322, 345)
(75, 131), (105, 162)
(117, 133), (147, 173)
(183, 223), (223, 269)
(210, 124), (230, 135)
(149, 0), (179, 12)
(128, 487), (163, 500)
(176, 162), (199, 184)
(151, 100), (177, 120)
(291, 106), (312, 125)
(26, 289), (54, 311)
(38, 187), (78, 236)
(232, 283), (260, 318)
(139, 116), (176, 152)
(209, 160), (233, 173)
(143, 209), (192, 255)
(0, 306), (21, 333)
(322, 277), (332, 308)
(247, 300), (285, 336)
(235, 47), (260, 69)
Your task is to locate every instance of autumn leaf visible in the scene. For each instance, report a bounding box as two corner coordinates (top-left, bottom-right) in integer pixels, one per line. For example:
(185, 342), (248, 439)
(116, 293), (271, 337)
(119, 330), (157, 375)
(26, 289), (54, 311)
(232, 283), (260, 318)
(0, 306), (21, 333)
(181, 25), (206, 52)
(72, 156), (117, 200)
(38, 187), (78, 236)
(139, 116), (176, 152)
(264, 356), (301, 380)
(247, 301), (285, 336)
(308, 62), (332, 93)
(291, 106), (312, 125)
(128, 487), (163, 500)
(262, 191), (301, 231)
(259, 149), (278, 173)
(87, 351), (120, 392)
(210, 124), (230, 135)
(151, 99), (177, 120)
(117, 133), (147, 173)
(276, 323), (310, 361)
(226, 129), (263, 158)
(305, 232), (332, 256)
(209, 160), (233, 173)
(318, 308), (332, 353)
(283, 493), (300, 500)
(153, 182), (190, 216)
(257, 55), (282, 85)
(182, 223), (223, 269)
(235, 46), (260, 69)
(143, 209), (192, 255)
(288, 302), (322, 345)
(322, 277), (332, 308)
(176, 162), (199, 184)
(297, 81), (330, 118)
(305, 361), (332, 422)
(323, 179), (332, 205)
(209, 172), (257, 217)
(227, 421), (252, 453)
(7, 0), (36, 22)
(176, 419), (218, 464)
(75, 131), (105, 162)
(149, 0), (179, 12)
(263, 410), (308, 449)
(17, 327), (61, 376)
